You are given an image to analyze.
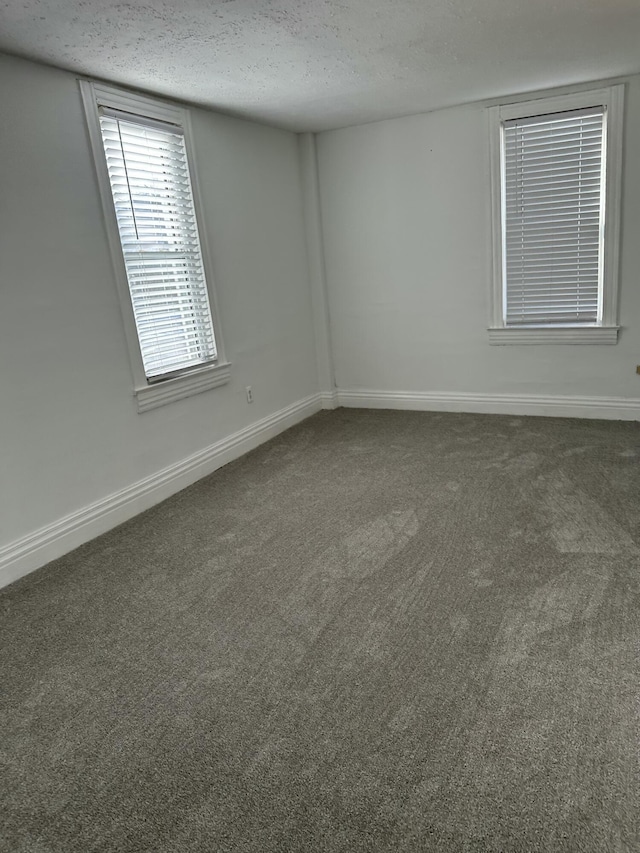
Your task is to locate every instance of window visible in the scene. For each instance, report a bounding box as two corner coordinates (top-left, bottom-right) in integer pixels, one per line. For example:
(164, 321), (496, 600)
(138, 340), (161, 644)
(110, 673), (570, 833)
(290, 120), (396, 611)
(81, 81), (229, 410)
(488, 85), (623, 344)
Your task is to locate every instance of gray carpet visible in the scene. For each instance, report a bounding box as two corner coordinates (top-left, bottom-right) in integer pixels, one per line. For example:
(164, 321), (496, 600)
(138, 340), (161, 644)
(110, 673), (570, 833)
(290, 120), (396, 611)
(1, 409), (639, 852)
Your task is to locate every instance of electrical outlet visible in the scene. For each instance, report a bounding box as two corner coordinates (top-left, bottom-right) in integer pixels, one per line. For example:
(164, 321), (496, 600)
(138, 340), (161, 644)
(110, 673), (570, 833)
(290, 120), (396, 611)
(246, 386), (253, 403)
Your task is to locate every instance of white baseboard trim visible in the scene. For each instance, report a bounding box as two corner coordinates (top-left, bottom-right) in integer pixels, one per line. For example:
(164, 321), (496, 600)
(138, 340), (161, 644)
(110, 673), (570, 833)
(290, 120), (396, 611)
(320, 390), (339, 410)
(337, 389), (640, 421)
(0, 393), (323, 591)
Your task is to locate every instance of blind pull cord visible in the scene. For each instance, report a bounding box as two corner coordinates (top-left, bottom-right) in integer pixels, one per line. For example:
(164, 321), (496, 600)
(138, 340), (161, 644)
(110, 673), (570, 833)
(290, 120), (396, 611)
(116, 119), (140, 241)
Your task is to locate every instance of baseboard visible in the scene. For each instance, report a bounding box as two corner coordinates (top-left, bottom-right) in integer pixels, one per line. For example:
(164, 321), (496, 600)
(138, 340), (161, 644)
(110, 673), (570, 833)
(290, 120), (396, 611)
(0, 393), (323, 591)
(337, 389), (640, 421)
(4, 387), (636, 591)
(320, 390), (339, 410)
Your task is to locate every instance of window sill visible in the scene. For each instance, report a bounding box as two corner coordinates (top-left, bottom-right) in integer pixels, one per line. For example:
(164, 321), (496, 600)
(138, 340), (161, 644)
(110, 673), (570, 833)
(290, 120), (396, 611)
(135, 362), (232, 413)
(488, 326), (619, 346)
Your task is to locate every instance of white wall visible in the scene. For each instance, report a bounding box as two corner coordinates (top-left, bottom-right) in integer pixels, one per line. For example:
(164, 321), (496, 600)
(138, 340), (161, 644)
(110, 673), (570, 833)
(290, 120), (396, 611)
(0, 53), (319, 566)
(3, 52), (639, 585)
(317, 76), (640, 400)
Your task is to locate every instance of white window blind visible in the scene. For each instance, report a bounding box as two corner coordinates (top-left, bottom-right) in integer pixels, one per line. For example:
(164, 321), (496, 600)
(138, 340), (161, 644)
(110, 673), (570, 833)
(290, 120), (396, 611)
(502, 107), (606, 327)
(98, 109), (217, 380)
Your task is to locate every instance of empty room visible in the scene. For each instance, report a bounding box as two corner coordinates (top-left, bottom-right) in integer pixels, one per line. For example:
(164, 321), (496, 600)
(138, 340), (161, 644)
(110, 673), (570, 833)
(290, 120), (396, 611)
(1, 0), (639, 850)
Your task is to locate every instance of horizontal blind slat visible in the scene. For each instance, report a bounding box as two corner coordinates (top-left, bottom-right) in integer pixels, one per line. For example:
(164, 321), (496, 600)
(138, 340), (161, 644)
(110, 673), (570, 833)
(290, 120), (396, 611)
(99, 113), (217, 378)
(502, 106), (605, 327)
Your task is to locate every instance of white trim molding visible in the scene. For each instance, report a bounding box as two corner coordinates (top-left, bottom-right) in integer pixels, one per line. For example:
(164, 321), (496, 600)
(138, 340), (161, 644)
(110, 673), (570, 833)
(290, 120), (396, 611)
(488, 326), (620, 345)
(337, 389), (640, 421)
(79, 79), (230, 410)
(0, 394), (324, 590)
(488, 83), (624, 344)
(136, 362), (231, 413)
(319, 390), (339, 410)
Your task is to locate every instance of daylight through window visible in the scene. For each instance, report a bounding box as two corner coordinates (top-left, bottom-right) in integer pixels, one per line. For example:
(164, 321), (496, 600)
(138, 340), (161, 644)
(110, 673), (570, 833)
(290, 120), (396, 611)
(99, 110), (217, 380)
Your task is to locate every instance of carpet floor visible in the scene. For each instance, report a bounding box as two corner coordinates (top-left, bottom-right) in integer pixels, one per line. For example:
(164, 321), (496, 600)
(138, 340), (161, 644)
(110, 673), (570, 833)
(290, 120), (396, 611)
(1, 409), (639, 852)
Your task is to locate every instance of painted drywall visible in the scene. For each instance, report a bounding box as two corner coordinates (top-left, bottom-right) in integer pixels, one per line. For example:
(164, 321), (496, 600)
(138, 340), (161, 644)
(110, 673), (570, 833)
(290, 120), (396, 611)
(0, 53), (318, 556)
(298, 133), (335, 396)
(317, 76), (640, 399)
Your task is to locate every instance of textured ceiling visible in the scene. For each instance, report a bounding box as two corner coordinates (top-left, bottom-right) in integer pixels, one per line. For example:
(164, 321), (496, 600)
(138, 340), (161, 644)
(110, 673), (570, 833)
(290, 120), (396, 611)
(1, 0), (639, 131)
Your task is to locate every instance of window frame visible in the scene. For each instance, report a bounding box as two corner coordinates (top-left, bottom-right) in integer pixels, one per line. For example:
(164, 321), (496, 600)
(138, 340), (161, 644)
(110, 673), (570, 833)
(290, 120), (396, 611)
(80, 80), (230, 411)
(488, 84), (624, 345)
